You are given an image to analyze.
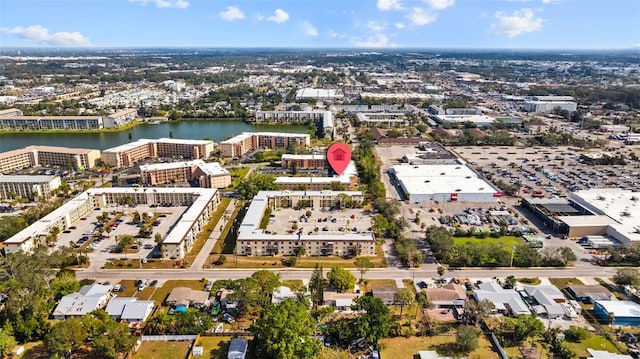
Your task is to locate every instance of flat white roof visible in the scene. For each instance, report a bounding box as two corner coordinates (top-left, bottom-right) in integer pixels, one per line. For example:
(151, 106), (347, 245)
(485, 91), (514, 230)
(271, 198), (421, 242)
(281, 154), (326, 161)
(139, 159), (229, 176)
(220, 132), (310, 144)
(391, 163), (498, 195)
(296, 88), (342, 99)
(434, 114), (496, 124)
(596, 300), (640, 318)
(0, 175), (59, 183)
(103, 138), (214, 153)
(570, 189), (640, 242)
(163, 188), (218, 244)
(275, 160), (357, 185)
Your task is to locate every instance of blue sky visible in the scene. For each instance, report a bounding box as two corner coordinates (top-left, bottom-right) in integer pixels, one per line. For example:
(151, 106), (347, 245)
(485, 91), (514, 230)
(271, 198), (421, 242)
(1, 0), (639, 49)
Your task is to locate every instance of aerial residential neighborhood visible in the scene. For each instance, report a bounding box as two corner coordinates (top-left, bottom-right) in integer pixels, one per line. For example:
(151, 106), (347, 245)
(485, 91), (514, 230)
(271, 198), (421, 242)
(1, 2), (640, 358)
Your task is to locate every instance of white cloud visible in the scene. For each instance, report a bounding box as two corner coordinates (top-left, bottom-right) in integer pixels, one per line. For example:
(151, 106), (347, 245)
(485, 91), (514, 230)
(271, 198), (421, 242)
(366, 21), (387, 33)
(423, 0), (455, 10)
(301, 21), (318, 37)
(395, 22), (406, 29)
(355, 33), (395, 48)
(490, 8), (543, 37)
(130, 0), (189, 9)
(219, 6), (245, 21)
(1, 25), (92, 47)
(377, 0), (403, 11)
(267, 9), (290, 23)
(541, 0), (562, 3)
(327, 30), (339, 39)
(407, 7), (437, 26)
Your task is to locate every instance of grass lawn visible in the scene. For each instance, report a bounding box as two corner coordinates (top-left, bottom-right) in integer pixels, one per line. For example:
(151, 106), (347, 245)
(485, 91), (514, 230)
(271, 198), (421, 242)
(150, 279), (208, 304)
(210, 243), (386, 269)
(360, 279), (397, 293)
(184, 197), (232, 263)
(17, 341), (47, 359)
(548, 277), (584, 291)
(282, 279), (304, 292)
(380, 334), (498, 359)
(195, 336), (255, 359)
(228, 166), (250, 187)
(453, 235), (523, 249)
(566, 335), (620, 357)
(132, 340), (192, 359)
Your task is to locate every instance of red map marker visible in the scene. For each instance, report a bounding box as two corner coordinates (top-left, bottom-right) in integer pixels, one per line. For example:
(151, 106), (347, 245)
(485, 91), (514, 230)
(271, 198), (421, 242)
(327, 143), (351, 176)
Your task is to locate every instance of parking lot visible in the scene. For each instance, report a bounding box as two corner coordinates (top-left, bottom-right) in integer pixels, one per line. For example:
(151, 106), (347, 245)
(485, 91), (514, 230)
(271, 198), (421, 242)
(266, 207), (374, 236)
(54, 204), (189, 267)
(455, 145), (640, 199)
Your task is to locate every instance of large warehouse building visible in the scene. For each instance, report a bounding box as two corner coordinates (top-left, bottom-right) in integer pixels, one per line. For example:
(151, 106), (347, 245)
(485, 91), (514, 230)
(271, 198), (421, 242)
(389, 162), (501, 203)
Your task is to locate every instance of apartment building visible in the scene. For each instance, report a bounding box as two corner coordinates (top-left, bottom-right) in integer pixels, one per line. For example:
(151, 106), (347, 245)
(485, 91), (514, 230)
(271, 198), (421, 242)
(219, 132), (310, 158)
(101, 138), (215, 167)
(236, 190), (374, 257)
(4, 187), (220, 259)
(281, 154), (328, 170)
(275, 160), (359, 191)
(139, 160), (231, 188)
(0, 108), (138, 129)
(253, 111), (334, 138)
(0, 175), (62, 200)
(0, 145), (101, 174)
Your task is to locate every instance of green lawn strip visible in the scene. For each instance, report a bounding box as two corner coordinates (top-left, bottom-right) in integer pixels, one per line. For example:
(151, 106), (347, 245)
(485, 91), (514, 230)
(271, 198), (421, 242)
(379, 334), (498, 359)
(211, 200), (243, 255)
(131, 340), (192, 359)
(195, 336), (255, 359)
(566, 335), (620, 357)
(548, 277), (584, 291)
(453, 235), (523, 248)
(281, 279), (304, 292)
(150, 279), (208, 305)
(183, 197), (232, 265)
(360, 279), (397, 293)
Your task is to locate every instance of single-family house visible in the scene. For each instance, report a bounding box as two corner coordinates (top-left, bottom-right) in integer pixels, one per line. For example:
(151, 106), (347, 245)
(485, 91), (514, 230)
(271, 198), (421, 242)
(165, 287), (210, 309)
(473, 281), (530, 316)
(228, 338), (248, 359)
(272, 286), (297, 304)
(424, 284), (467, 308)
(594, 301), (640, 327)
(323, 290), (359, 311)
(521, 285), (567, 319)
(52, 284), (111, 320)
(567, 285), (613, 304)
(372, 287), (400, 305)
(105, 297), (154, 323)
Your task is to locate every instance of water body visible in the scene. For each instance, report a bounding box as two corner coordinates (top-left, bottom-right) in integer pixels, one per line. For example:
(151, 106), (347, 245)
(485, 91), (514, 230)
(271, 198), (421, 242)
(0, 120), (311, 152)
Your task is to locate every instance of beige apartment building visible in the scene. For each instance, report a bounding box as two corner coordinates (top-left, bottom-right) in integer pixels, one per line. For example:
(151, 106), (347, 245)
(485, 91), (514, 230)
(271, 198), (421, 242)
(102, 138), (216, 167)
(0, 145), (101, 174)
(219, 132), (311, 158)
(0, 175), (62, 200)
(139, 160), (231, 188)
(281, 154), (328, 170)
(236, 190), (374, 257)
(0, 108), (138, 129)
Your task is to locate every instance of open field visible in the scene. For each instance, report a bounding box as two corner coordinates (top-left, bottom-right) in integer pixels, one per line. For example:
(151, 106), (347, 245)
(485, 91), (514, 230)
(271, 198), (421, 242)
(548, 277), (584, 290)
(132, 340), (191, 359)
(380, 334), (498, 359)
(195, 336), (255, 359)
(567, 335), (620, 357)
(453, 235), (523, 248)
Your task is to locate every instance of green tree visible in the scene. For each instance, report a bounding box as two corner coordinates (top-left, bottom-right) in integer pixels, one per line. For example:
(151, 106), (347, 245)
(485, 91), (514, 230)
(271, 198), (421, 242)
(437, 265), (446, 277)
(354, 296), (393, 343)
(254, 298), (321, 359)
(45, 318), (88, 358)
(456, 325), (481, 354)
(309, 264), (326, 308)
(235, 173), (277, 200)
(498, 315), (545, 346)
(327, 265), (356, 293)
(117, 235), (135, 259)
(614, 268), (640, 286)
(460, 299), (495, 325)
(564, 325), (590, 342)
(354, 257), (373, 283)
(0, 326), (16, 357)
(393, 289), (414, 318)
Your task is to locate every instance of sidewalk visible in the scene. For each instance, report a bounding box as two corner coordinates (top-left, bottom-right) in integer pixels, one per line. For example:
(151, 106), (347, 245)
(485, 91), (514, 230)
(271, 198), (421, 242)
(190, 199), (236, 271)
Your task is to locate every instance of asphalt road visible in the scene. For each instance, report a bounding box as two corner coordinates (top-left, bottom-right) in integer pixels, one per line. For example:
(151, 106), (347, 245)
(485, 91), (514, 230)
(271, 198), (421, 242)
(76, 265), (621, 283)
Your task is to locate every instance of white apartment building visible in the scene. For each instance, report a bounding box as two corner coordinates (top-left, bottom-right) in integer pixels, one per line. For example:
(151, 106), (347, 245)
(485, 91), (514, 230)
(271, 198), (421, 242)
(0, 175), (62, 200)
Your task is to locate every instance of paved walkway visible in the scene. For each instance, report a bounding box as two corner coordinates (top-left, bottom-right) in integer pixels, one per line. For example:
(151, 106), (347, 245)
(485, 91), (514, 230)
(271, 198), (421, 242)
(190, 199), (236, 271)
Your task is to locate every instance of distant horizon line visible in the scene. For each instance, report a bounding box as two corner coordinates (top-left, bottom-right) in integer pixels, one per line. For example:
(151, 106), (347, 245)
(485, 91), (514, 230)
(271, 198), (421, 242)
(1, 46), (639, 52)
